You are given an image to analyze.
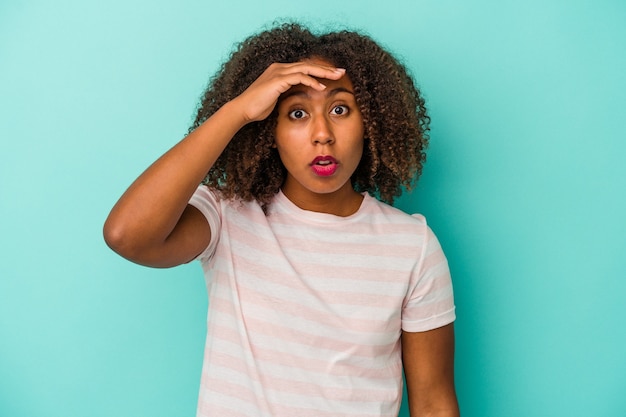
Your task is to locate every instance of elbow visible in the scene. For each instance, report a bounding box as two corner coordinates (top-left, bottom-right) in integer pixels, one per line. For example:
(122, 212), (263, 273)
(103, 217), (127, 255)
(102, 215), (141, 260)
(103, 214), (170, 267)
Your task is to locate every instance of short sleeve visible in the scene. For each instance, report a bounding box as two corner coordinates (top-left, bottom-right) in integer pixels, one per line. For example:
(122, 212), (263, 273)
(402, 221), (456, 332)
(188, 185), (222, 262)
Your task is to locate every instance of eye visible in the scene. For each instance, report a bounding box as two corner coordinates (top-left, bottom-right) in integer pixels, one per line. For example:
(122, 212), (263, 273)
(330, 105), (349, 116)
(288, 109), (308, 119)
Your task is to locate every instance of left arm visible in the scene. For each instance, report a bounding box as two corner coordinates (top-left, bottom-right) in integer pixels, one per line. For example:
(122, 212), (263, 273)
(402, 323), (459, 417)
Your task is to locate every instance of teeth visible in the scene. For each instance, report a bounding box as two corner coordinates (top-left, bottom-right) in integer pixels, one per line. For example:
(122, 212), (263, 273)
(317, 160), (331, 165)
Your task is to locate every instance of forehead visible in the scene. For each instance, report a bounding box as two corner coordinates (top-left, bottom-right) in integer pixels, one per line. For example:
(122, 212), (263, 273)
(277, 83), (354, 112)
(302, 56), (335, 68)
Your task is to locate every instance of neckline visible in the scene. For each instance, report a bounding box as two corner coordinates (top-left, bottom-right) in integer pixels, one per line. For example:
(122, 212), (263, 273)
(273, 190), (369, 224)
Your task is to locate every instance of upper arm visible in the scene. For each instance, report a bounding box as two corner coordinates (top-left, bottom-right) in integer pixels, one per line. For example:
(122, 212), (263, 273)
(402, 323), (459, 417)
(158, 204), (212, 267)
(104, 203), (212, 268)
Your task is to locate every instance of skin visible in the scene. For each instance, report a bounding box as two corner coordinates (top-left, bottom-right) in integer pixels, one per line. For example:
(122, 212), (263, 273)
(274, 60), (365, 216)
(403, 324), (460, 417)
(103, 59), (458, 416)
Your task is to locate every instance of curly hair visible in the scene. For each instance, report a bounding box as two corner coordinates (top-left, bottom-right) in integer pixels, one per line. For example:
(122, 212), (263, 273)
(191, 22), (430, 210)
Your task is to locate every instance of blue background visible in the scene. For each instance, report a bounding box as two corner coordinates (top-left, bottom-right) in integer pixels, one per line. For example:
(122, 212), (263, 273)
(1, 0), (625, 416)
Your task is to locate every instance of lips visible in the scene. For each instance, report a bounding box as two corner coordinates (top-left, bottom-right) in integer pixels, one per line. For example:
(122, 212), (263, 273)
(310, 155), (338, 176)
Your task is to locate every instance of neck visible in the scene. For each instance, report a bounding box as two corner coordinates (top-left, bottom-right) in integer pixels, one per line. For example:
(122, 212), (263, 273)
(281, 184), (364, 217)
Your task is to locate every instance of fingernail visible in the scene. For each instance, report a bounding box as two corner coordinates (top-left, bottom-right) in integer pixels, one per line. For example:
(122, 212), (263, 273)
(319, 82), (327, 89)
(335, 68), (346, 73)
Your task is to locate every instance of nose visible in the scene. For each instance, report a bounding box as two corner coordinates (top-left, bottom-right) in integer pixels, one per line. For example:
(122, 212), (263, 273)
(311, 115), (335, 145)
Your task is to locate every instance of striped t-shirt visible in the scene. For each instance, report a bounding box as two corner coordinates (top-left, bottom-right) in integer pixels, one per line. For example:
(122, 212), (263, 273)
(189, 186), (455, 417)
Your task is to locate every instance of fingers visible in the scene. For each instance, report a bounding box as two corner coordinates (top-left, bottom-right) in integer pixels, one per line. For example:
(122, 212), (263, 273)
(278, 62), (346, 90)
(233, 61), (348, 123)
(285, 61), (346, 80)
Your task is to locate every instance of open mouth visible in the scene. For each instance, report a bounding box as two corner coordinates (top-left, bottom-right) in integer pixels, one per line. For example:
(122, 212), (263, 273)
(311, 155), (338, 176)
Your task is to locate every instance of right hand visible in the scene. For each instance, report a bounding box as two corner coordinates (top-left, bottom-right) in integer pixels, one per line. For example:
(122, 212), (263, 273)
(231, 61), (347, 123)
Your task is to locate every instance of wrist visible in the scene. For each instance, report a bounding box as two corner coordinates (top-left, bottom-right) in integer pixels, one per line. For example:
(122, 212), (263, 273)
(222, 97), (254, 127)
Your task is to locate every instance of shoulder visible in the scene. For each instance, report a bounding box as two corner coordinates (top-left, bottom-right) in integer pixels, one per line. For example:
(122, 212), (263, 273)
(189, 185), (268, 232)
(189, 184), (218, 206)
(190, 185), (264, 214)
(357, 195), (437, 253)
(364, 194), (428, 227)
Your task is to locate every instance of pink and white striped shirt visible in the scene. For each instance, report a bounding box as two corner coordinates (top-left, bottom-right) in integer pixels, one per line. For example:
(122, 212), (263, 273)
(189, 186), (455, 417)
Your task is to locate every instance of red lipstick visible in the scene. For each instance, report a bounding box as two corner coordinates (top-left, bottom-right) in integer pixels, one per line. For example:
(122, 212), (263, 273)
(310, 155), (338, 176)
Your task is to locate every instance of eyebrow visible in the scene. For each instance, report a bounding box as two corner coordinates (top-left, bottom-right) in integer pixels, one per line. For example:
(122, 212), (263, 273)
(279, 86), (355, 101)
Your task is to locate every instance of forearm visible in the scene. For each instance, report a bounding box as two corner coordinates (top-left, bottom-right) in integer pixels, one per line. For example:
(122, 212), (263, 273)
(411, 411), (459, 417)
(402, 325), (459, 417)
(103, 100), (246, 256)
(406, 382), (459, 417)
(407, 399), (459, 417)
